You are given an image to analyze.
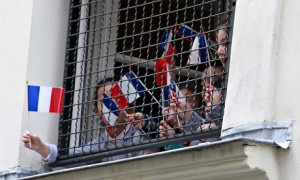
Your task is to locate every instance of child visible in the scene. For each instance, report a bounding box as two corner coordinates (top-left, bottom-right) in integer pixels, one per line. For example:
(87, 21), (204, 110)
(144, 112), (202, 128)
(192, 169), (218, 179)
(23, 80), (150, 164)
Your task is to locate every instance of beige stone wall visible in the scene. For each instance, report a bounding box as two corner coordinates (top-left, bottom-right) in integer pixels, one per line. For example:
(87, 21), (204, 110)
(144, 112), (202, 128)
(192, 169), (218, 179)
(274, 0), (300, 179)
(0, 0), (34, 170)
(0, 0), (68, 170)
(223, 0), (300, 179)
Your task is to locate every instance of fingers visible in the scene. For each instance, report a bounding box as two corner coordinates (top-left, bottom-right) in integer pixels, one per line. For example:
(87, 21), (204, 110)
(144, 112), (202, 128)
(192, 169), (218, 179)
(159, 121), (175, 137)
(125, 112), (144, 129)
(205, 85), (221, 107)
(171, 91), (178, 98)
(125, 114), (134, 122)
(197, 123), (217, 132)
(205, 107), (211, 115)
(159, 121), (168, 137)
(22, 131), (32, 149)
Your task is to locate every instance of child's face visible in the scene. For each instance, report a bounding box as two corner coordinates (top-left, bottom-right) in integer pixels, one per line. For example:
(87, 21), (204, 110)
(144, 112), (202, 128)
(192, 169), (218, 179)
(217, 27), (227, 65)
(201, 67), (223, 88)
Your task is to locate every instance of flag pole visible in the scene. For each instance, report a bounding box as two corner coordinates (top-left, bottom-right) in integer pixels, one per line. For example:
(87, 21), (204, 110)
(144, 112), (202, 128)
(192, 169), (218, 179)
(26, 82), (32, 148)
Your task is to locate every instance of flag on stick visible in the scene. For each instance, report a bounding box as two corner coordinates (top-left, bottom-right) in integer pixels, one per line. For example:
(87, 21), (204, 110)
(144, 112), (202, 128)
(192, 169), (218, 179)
(159, 29), (176, 66)
(176, 25), (198, 42)
(155, 59), (168, 86)
(110, 71), (146, 110)
(126, 71), (147, 97)
(186, 35), (207, 65)
(28, 85), (64, 114)
(102, 92), (119, 126)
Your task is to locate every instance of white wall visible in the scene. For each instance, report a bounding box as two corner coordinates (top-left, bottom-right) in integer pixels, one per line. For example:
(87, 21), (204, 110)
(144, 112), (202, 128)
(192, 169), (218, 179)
(223, 0), (282, 129)
(0, 0), (34, 170)
(0, 0), (69, 170)
(223, 0), (300, 178)
(274, 0), (300, 179)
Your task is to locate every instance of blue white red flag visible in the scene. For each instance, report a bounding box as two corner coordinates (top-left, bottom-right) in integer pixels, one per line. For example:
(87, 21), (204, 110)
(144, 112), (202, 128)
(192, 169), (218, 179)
(176, 25), (198, 42)
(126, 71), (146, 97)
(186, 35), (208, 65)
(102, 92), (119, 126)
(28, 85), (64, 114)
(110, 71), (146, 110)
(159, 29), (172, 50)
(159, 29), (175, 66)
(162, 79), (184, 107)
(155, 59), (168, 86)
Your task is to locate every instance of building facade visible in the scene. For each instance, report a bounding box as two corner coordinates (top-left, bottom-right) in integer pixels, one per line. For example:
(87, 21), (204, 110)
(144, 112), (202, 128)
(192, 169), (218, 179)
(0, 0), (299, 179)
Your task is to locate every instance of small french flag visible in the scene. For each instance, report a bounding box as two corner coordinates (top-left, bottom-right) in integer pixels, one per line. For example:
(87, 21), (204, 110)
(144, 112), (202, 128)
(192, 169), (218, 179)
(126, 71), (146, 97)
(159, 29), (172, 50)
(28, 85), (64, 114)
(159, 29), (176, 66)
(176, 25), (198, 42)
(186, 35), (207, 65)
(155, 59), (169, 86)
(102, 92), (119, 126)
(110, 71), (146, 110)
(162, 80), (184, 107)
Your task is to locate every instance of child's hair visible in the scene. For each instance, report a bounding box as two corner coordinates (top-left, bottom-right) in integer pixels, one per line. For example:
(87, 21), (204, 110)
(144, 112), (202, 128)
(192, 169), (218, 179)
(219, 15), (228, 29)
(179, 79), (202, 107)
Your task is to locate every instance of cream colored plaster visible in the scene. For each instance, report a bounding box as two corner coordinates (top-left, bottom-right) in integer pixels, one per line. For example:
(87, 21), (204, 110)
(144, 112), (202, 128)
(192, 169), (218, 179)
(245, 145), (279, 180)
(273, 0), (300, 179)
(17, 0), (69, 170)
(0, 0), (33, 169)
(223, 0), (281, 130)
(21, 142), (270, 180)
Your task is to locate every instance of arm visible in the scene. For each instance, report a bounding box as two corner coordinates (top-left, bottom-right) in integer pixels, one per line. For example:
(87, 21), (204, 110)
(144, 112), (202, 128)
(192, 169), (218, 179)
(22, 131), (58, 163)
(22, 131), (50, 158)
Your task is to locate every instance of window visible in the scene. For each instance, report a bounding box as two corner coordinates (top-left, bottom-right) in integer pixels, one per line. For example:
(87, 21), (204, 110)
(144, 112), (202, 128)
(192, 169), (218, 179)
(56, 0), (235, 166)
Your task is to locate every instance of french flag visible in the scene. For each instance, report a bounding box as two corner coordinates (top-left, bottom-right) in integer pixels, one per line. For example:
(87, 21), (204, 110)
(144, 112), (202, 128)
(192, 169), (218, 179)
(186, 35), (207, 65)
(110, 72), (145, 109)
(176, 25), (198, 42)
(162, 80), (184, 107)
(102, 92), (119, 126)
(159, 29), (169, 50)
(156, 59), (184, 106)
(159, 29), (175, 65)
(126, 71), (146, 97)
(155, 59), (169, 86)
(28, 85), (64, 114)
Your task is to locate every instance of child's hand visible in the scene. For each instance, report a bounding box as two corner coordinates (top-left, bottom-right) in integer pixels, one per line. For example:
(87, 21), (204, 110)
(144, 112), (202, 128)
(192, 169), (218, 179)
(159, 120), (175, 137)
(22, 131), (42, 151)
(22, 131), (50, 158)
(199, 123), (216, 131)
(125, 112), (144, 129)
(204, 85), (221, 114)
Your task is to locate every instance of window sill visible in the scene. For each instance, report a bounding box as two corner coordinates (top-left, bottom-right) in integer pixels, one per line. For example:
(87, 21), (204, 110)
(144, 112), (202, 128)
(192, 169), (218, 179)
(20, 138), (282, 180)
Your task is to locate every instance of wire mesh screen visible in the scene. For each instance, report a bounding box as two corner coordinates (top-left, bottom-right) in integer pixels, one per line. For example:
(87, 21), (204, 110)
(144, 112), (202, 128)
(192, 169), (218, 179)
(56, 0), (235, 166)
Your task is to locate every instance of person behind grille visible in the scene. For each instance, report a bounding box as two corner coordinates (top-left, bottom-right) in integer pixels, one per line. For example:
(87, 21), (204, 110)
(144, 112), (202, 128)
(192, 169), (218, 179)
(159, 16), (228, 145)
(22, 79), (153, 164)
(159, 79), (223, 141)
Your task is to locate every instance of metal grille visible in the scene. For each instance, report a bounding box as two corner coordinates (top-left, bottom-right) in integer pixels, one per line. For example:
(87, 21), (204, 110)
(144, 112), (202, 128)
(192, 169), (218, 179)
(55, 0), (235, 167)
